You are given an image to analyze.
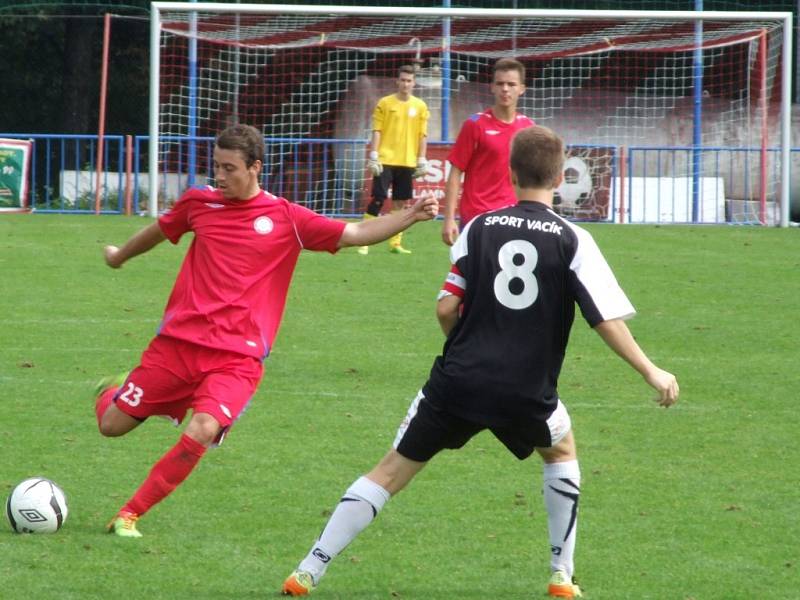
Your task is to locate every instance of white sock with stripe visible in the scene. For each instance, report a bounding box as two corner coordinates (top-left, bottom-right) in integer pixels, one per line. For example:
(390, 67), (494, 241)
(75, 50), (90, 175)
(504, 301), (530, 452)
(297, 476), (390, 582)
(542, 459), (581, 578)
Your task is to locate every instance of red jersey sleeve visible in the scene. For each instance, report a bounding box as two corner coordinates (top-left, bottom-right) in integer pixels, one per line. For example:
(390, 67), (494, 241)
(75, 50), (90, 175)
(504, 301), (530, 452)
(288, 202), (346, 253)
(158, 190), (194, 244)
(447, 116), (479, 172)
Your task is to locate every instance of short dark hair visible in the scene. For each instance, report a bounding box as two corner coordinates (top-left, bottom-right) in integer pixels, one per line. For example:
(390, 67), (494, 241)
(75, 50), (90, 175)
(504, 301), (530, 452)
(398, 65), (416, 77)
(510, 125), (565, 190)
(215, 124), (264, 167)
(492, 58), (525, 84)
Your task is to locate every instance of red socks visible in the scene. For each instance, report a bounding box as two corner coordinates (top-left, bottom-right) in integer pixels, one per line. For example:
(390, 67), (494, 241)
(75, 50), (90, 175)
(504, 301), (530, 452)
(122, 434), (207, 516)
(95, 387), (117, 427)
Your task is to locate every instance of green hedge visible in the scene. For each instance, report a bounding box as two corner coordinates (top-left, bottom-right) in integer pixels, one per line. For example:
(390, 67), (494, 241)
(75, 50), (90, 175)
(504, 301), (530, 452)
(0, 0), (795, 16)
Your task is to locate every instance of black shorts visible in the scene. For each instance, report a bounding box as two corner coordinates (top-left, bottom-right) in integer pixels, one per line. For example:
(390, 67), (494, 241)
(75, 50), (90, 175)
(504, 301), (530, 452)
(393, 392), (554, 462)
(372, 165), (414, 202)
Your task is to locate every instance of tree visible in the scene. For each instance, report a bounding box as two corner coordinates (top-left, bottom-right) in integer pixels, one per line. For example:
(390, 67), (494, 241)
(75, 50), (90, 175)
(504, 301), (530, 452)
(0, 3), (148, 135)
(61, 16), (99, 134)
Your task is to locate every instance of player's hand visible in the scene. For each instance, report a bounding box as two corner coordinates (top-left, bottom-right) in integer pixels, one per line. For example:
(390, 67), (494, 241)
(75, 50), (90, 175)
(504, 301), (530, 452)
(104, 245), (123, 269)
(441, 217), (459, 246)
(412, 157), (428, 179)
(367, 151), (382, 176)
(644, 367), (679, 408)
(410, 190), (439, 221)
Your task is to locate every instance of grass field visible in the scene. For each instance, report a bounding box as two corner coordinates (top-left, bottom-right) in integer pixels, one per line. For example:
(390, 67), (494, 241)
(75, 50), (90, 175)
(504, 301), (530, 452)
(0, 214), (797, 599)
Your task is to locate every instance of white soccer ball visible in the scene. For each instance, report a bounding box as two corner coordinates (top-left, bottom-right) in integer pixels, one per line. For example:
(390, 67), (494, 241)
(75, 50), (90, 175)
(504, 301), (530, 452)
(6, 477), (68, 534)
(555, 155), (593, 212)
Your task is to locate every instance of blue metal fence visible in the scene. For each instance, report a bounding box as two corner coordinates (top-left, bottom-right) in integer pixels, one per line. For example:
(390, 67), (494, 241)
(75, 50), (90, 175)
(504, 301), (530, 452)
(0, 132), (793, 224)
(0, 133), (127, 213)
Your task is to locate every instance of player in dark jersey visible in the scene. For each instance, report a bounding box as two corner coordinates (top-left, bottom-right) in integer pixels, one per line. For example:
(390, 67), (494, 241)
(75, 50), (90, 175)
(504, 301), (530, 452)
(282, 125), (679, 599)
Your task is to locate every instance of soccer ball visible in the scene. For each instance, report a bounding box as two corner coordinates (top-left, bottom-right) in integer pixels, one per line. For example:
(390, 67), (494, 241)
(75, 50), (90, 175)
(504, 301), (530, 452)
(554, 155), (593, 213)
(6, 477), (68, 534)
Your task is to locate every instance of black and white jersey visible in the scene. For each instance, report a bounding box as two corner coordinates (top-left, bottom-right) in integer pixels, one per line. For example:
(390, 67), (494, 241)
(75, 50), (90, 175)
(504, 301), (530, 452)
(423, 201), (635, 426)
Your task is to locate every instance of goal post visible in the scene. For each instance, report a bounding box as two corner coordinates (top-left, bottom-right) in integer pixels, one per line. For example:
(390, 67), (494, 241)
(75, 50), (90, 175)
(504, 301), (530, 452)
(149, 3), (792, 226)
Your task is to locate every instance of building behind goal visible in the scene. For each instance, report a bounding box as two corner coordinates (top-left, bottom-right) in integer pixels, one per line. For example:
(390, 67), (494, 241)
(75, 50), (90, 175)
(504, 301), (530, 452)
(149, 3), (793, 226)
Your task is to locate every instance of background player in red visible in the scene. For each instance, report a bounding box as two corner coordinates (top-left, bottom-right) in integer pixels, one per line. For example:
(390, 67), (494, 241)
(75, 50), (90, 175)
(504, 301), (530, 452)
(282, 125), (678, 598)
(94, 124), (439, 538)
(441, 58), (534, 245)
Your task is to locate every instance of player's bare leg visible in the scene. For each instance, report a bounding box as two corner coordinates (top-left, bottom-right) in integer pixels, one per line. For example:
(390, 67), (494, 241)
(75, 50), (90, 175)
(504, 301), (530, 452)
(94, 374), (142, 437)
(97, 403), (142, 437)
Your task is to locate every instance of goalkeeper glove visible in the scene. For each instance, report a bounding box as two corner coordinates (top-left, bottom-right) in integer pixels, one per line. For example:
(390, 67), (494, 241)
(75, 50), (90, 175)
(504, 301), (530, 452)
(413, 157), (428, 179)
(367, 151), (382, 176)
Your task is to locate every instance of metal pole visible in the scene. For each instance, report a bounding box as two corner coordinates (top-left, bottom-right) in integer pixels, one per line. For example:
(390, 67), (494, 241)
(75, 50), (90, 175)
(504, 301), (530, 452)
(780, 13), (793, 227)
(691, 0), (703, 223)
(94, 13), (111, 215)
(233, 0), (241, 123)
(187, 0), (199, 187)
(441, 0), (451, 141)
(148, 6), (161, 217)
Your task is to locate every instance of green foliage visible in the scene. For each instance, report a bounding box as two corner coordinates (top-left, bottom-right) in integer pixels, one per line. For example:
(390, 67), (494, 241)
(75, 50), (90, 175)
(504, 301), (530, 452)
(0, 215), (798, 599)
(0, 1), (149, 14)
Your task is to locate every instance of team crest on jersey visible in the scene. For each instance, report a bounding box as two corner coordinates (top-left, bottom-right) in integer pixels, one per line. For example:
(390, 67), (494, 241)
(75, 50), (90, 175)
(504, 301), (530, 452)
(408, 107), (417, 117)
(254, 216), (274, 235)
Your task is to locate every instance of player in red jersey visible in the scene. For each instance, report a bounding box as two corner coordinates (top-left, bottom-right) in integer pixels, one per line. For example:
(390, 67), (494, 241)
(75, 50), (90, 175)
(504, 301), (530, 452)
(441, 58), (534, 245)
(94, 124), (439, 538)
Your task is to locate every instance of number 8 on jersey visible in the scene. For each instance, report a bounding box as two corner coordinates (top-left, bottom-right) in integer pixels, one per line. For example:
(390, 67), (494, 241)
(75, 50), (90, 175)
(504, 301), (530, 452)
(494, 239), (539, 310)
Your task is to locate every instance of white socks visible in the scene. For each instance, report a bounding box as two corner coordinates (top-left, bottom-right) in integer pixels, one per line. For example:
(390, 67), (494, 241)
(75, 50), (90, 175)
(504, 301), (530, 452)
(297, 476), (390, 582)
(542, 460), (581, 577)
(295, 464), (580, 584)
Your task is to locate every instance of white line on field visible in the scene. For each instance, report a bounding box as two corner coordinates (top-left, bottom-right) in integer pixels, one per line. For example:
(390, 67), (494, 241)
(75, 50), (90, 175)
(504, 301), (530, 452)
(0, 377), (742, 414)
(0, 318), (158, 325)
(2, 348), (140, 352)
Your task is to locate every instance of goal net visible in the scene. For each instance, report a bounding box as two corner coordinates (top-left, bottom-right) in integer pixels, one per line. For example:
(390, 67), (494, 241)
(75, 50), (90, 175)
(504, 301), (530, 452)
(149, 4), (792, 225)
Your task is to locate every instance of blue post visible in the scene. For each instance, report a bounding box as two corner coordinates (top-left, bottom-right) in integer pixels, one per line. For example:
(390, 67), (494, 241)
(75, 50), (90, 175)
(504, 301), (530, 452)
(691, 0), (703, 222)
(187, 0), (198, 187)
(441, 0), (451, 141)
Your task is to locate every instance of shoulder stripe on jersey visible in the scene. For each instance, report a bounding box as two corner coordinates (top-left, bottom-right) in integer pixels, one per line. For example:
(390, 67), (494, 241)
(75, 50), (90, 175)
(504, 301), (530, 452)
(282, 199), (304, 250)
(547, 208), (636, 322)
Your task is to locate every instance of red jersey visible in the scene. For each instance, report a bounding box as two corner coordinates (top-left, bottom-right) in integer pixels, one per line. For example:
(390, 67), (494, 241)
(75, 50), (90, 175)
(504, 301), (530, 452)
(157, 186), (346, 359)
(447, 109), (534, 226)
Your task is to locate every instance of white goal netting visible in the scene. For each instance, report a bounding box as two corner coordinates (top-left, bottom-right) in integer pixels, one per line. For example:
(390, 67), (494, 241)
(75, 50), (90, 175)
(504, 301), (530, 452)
(151, 5), (790, 224)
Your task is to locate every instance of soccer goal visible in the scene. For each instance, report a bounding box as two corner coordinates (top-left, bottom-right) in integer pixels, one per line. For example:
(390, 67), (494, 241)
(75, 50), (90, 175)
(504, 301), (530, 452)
(149, 3), (792, 226)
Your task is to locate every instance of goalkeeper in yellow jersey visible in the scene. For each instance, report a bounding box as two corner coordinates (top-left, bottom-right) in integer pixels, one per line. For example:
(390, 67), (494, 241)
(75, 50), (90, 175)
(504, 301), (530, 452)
(360, 65), (430, 255)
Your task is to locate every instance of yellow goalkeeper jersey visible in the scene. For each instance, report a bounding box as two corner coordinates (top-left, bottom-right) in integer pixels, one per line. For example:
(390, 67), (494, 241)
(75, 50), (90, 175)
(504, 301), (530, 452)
(372, 94), (429, 168)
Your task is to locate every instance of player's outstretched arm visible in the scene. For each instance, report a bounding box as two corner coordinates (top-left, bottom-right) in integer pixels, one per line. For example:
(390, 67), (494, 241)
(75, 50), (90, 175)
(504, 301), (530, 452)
(104, 222), (167, 269)
(338, 191), (438, 248)
(441, 165), (462, 246)
(594, 318), (679, 407)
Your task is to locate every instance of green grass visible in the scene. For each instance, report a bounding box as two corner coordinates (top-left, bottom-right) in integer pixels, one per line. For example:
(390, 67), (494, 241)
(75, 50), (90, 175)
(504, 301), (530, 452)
(0, 214), (798, 599)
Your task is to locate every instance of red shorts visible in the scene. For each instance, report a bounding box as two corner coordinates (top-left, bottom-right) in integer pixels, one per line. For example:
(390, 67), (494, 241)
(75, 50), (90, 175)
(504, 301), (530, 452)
(115, 336), (263, 436)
